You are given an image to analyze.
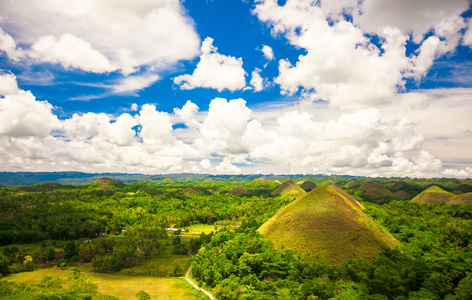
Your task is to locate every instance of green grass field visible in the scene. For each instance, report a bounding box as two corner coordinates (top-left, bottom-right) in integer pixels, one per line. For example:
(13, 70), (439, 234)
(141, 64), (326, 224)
(184, 224), (218, 235)
(4, 267), (207, 300)
(118, 254), (192, 277)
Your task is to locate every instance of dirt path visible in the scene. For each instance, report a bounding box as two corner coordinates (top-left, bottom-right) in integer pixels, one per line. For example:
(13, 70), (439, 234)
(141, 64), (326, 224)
(184, 266), (214, 300)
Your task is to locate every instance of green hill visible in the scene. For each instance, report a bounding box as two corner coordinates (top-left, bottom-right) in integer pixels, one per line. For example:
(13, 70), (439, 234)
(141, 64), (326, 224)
(455, 184), (472, 193)
(252, 178), (269, 184)
(270, 180), (307, 198)
(300, 181), (317, 192)
(344, 179), (360, 189)
(360, 181), (394, 199)
(412, 186), (472, 204)
(228, 187), (248, 196)
(259, 185), (399, 265)
(182, 187), (201, 194)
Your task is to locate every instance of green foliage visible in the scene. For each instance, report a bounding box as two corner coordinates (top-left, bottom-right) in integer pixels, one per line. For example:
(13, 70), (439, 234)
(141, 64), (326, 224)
(136, 290), (150, 300)
(1, 175), (472, 299)
(0, 272), (117, 299)
(57, 259), (67, 269)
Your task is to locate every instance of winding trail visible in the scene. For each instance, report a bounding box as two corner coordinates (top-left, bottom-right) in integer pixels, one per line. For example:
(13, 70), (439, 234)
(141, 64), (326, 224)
(184, 266), (214, 299)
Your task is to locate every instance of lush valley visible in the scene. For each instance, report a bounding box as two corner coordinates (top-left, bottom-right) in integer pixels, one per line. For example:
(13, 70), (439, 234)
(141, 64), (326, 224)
(0, 174), (472, 299)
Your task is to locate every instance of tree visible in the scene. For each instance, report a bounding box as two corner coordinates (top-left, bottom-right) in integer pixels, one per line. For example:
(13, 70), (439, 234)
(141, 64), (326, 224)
(172, 262), (183, 276)
(40, 247), (55, 264)
(136, 290), (150, 300)
(64, 241), (77, 260)
(57, 259), (67, 269)
(454, 274), (472, 299)
(0, 253), (9, 276)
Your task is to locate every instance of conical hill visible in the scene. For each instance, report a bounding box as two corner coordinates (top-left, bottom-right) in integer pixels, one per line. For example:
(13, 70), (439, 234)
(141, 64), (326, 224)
(270, 180), (307, 198)
(360, 181), (393, 199)
(259, 185), (399, 265)
(300, 181), (317, 192)
(412, 186), (472, 204)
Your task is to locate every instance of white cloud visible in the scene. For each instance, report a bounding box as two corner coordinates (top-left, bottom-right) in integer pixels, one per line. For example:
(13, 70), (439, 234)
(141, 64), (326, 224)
(174, 100), (200, 128)
(463, 18), (472, 47)
(200, 159), (212, 170)
(131, 103), (138, 111)
(136, 104), (176, 152)
(357, 0), (469, 43)
(0, 28), (24, 61)
(0, 0), (200, 75)
(0, 72), (20, 96)
(173, 37), (247, 92)
(253, 0), (471, 108)
(254, 1), (412, 108)
(112, 74), (160, 94)
(30, 34), (115, 73)
(97, 113), (138, 146)
(249, 68), (265, 92)
(391, 118), (424, 153)
(195, 98), (251, 155)
(261, 45), (274, 61)
(1, 72), (470, 177)
(215, 157), (241, 174)
(0, 90), (60, 137)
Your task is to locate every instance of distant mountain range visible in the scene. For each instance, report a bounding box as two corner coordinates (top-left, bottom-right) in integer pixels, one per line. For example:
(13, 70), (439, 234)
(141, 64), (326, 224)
(0, 171), (340, 186)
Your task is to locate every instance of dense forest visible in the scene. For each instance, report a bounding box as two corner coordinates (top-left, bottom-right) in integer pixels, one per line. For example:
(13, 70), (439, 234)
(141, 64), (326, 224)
(0, 174), (472, 299)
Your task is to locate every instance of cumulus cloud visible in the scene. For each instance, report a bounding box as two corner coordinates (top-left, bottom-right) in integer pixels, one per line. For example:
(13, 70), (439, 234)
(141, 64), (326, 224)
(174, 100), (200, 128)
(261, 45), (274, 61)
(0, 0), (200, 75)
(249, 68), (265, 92)
(357, 0), (469, 43)
(30, 34), (115, 73)
(215, 157), (241, 174)
(136, 104), (176, 152)
(0, 90), (60, 137)
(0, 28), (24, 61)
(200, 159), (212, 170)
(194, 98), (251, 155)
(253, 0), (471, 108)
(173, 37), (247, 91)
(1, 72), (471, 177)
(0, 72), (20, 96)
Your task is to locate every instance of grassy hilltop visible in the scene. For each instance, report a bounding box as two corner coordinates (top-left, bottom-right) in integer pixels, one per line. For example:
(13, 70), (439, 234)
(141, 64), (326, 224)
(259, 184), (399, 265)
(412, 186), (472, 204)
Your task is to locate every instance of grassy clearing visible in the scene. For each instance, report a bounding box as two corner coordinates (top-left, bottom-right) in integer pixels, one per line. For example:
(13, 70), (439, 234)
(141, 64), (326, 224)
(4, 267), (206, 300)
(119, 254), (192, 277)
(0, 243), (42, 254)
(183, 224), (217, 235)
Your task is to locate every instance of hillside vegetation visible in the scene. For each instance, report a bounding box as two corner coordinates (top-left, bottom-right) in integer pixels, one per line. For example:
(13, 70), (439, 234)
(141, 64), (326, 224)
(412, 186), (472, 204)
(259, 184), (399, 264)
(2, 174), (472, 299)
(270, 180), (306, 198)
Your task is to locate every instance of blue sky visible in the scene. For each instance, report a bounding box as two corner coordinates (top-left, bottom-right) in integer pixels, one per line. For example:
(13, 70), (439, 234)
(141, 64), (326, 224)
(0, 0), (471, 177)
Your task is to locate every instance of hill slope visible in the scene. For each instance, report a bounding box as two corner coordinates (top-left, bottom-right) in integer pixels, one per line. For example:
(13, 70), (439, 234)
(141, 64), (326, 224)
(412, 186), (472, 204)
(300, 181), (317, 192)
(259, 185), (399, 265)
(270, 180), (307, 198)
(360, 181), (394, 199)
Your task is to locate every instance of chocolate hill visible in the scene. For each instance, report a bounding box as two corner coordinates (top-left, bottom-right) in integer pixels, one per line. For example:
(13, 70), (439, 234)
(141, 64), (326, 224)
(270, 180), (306, 198)
(259, 185), (399, 265)
(412, 186), (472, 205)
